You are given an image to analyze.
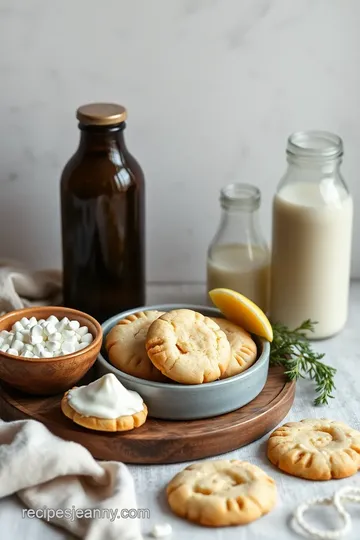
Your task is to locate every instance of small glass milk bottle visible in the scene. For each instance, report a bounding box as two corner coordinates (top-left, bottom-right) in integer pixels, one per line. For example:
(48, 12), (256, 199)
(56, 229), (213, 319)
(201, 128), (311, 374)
(270, 131), (353, 338)
(207, 183), (270, 312)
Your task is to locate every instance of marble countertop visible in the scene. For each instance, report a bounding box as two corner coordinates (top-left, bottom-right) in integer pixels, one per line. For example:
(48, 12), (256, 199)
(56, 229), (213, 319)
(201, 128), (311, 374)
(1, 282), (360, 539)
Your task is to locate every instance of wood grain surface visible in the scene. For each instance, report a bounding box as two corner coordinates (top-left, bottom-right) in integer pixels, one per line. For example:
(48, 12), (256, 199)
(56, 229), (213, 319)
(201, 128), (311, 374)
(0, 365), (295, 464)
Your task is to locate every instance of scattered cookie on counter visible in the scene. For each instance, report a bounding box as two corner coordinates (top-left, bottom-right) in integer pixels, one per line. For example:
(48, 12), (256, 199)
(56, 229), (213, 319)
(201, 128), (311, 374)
(267, 419), (360, 480)
(146, 309), (231, 384)
(211, 317), (257, 378)
(105, 310), (167, 382)
(61, 373), (148, 432)
(166, 459), (276, 526)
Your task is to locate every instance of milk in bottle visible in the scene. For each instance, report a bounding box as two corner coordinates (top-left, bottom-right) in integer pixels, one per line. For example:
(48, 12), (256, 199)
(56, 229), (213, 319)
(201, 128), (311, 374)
(270, 131), (353, 338)
(207, 184), (270, 312)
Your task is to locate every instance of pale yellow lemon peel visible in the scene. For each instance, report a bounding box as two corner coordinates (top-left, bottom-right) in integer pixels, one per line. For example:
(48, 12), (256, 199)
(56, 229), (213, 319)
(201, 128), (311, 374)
(209, 288), (273, 342)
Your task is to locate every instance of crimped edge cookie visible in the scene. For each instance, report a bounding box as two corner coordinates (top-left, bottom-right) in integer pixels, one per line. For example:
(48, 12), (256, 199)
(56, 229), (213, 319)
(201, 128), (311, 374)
(105, 310), (167, 382)
(267, 418), (360, 480)
(61, 389), (148, 432)
(211, 317), (257, 378)
(166, 459), (277, 527)
(105, 310), (165, 349)
(146, 309), (231, 384)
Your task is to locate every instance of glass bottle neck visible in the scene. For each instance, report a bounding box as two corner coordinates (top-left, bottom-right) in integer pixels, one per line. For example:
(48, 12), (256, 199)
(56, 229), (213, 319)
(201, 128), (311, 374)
(286, 155), (342, 175)
(219, 206), (261, 241)
(221, 206), (259, 221)
(77, 123), (127, 153)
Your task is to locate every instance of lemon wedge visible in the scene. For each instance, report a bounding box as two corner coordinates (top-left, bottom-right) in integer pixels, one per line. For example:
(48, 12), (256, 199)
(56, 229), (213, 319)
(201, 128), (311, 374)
(209, 288), (273, 342)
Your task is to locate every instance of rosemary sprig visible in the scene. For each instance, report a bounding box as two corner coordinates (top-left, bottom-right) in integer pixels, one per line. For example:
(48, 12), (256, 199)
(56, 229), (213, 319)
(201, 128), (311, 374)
(270, 319), (336, 406)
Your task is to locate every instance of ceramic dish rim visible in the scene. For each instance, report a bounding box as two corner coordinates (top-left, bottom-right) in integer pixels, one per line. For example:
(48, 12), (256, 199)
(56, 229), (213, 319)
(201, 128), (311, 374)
(98, 303), (271, 390)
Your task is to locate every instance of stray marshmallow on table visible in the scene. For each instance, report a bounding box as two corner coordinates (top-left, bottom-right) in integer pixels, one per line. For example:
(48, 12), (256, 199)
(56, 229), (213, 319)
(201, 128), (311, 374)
(0, 315), (93, 359)
(150, 523), (172, 538)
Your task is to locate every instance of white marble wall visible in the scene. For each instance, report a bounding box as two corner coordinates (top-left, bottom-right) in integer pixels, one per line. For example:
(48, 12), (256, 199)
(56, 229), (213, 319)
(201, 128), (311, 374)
(0, 0), (359, 281)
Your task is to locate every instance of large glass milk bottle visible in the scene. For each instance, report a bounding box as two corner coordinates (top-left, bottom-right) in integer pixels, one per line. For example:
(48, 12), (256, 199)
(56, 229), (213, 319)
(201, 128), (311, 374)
(207, 184), (270, 312)
(270, 131), (353, 339)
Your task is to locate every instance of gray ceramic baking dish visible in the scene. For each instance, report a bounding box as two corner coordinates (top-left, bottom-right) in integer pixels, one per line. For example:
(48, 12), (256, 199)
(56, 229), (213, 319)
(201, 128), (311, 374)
(97, 304), (270, 420)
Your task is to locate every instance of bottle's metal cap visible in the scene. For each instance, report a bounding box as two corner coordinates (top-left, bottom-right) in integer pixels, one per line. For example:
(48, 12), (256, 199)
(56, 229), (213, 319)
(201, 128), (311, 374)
(76, 103), (127, 126)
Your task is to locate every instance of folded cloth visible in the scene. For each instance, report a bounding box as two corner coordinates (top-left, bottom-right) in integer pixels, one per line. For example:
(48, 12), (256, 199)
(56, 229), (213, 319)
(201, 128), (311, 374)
(0, 260), (62, 314)
(0, 419), (143, 540)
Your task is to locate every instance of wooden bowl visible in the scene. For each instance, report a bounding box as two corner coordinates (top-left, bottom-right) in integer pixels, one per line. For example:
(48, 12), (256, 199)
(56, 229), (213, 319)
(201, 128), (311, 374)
(0, 306), (102, 396)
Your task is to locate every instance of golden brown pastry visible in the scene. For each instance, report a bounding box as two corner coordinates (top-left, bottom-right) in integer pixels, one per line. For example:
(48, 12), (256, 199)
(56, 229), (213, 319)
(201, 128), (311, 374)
(212, 317), (257, 378)
(146, 309), (231, 384)
(106, 310), (167, 382)
(166, 459), (277, 526)
(267, 419), (360, 480)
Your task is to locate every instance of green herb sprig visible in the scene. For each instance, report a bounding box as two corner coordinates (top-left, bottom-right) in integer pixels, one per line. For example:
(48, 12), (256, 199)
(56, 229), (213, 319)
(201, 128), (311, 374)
(270, 320), (336, 406)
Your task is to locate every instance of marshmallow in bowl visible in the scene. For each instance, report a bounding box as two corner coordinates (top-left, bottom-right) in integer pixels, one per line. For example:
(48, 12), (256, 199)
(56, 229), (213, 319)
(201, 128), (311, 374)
(0, 316), (93, 359)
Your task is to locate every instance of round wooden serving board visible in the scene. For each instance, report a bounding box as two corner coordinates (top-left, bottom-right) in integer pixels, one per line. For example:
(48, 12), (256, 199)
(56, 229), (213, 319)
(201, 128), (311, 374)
(0, 366), (295, 464)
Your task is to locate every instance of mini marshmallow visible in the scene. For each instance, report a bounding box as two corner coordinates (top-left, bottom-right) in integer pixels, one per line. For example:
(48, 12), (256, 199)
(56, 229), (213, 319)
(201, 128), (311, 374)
(44, 323), (57, 337)
(76, 326), (89, 337)
(63, 329), (76, 339)
(75, 342), (88, 351)
(30, 335), (43, 345)
(150, 524), (172, 538)
(46, 315), (59, 325)
(68, 320), (80, 331)
(81, 333), (93, 344)
(12, 321), (24, 332)
(65, 335), (78, 345)
(11, 339), (24, 352)
(40, 350), (53, 358)
(30, 325), (44, 345)
(28, 317), (37, 328)
(14, 331), (23, 342)
(48, 331), (62, 342)
(2, 314), (90, 359)
(61, 341), (76, 355)
(33, 343), (45, 356)
(20, 317), (30, 328)
(46, 341), (61, 352)
(20, 329), (30, 343)
(56, 318), (70, 332)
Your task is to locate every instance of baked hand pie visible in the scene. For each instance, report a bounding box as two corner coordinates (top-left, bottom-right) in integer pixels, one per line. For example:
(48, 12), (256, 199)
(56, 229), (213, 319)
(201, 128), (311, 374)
(146, 309), (231, 384)
(61, 373), (148, 432)
(267, 419), (360, 480)
(211, 317), (257, 378)
(167, 459), (276, 526)
(105, 310), (167, 382)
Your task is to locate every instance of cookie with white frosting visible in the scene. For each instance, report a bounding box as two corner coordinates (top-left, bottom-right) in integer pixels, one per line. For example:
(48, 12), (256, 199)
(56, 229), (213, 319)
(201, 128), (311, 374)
(61, 374), (148, 432)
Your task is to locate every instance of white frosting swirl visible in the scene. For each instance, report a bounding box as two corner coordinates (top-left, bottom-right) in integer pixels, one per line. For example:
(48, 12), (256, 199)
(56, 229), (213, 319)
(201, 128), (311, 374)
(68, 373), (144, 419)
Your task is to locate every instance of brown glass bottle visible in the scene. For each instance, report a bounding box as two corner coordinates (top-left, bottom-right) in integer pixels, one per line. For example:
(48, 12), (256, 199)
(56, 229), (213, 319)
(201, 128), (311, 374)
(60, 103), (145, 322)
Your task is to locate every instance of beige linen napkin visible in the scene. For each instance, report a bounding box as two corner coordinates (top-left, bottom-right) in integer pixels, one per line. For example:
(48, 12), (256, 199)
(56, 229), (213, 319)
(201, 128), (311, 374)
(0, 260), (62, 314)
(0, 419), (143, 539)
